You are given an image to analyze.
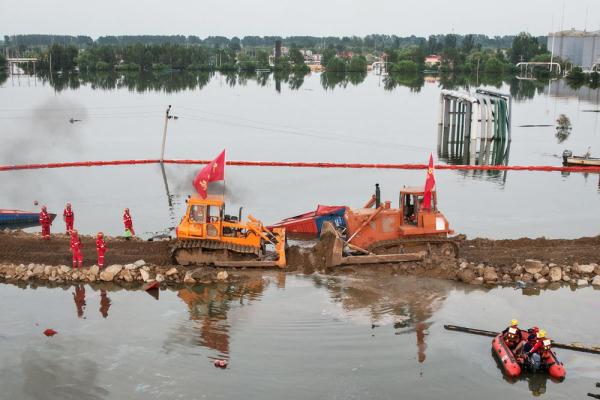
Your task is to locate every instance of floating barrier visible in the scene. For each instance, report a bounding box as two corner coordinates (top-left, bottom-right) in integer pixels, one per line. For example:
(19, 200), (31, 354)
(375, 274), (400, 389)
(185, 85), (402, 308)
(2, 159), (600, 173)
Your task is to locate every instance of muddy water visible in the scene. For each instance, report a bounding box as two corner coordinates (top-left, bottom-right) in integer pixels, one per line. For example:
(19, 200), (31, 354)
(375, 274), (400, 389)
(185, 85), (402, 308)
(0, 275), (598, 399)
(1, 73), (600, 239)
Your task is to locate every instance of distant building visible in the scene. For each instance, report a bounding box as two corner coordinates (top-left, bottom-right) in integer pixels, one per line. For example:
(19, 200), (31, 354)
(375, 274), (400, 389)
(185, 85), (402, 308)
(337, 51), (354, 59)
(425, 55), (441, 66)
(547, 29), (600, 70)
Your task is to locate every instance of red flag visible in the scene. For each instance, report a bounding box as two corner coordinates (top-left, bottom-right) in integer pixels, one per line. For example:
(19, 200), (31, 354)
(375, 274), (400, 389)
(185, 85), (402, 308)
(193, 150), (226, 198)
(423, 154), (435, 210)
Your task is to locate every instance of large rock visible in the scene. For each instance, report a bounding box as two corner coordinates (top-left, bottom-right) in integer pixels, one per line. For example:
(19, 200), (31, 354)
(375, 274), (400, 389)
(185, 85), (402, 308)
(89, 265), (100, 277)
(562, 275), (571, 282)
(32, 264), (45, 277)
(124, 263), (137, 270)
(548, 267), (562, 282)
(133, 260), (146, 268)
(483, 267), (498, 283)
(140, 269), (151, 282)
(120, 269), (133, 282)
(216, 271), (229, 281)
(592, 275), (600, 286)
(521, 273), (533, 283)
(183, 272), (196, 284)
(511, 265), (523, 276)
(155, 273), (165, 283)
(457, 268), (476, 284)
(536, 278), (548, 285)
(577, 279), (588, 287)
(165, 267), (178, 276)
(595, 265), (600, 276)
(59, 265), (71, 274)
(473, 277), (484, 285)
(524, 259), (544, 275)
(576, 264), (596, 274)
(99, 264), (123, 281)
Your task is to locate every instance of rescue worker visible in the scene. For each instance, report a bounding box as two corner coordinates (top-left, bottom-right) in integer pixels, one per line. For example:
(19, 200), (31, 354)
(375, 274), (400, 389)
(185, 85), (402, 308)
(502, 319), (522, 350)
(123, 208), (135, 237)
(63, 203), (74, 233)
(70, 229), (83, 269)
(523, 329), (548, 371)
(39, 205), (51, 240)
(515, 326), (539, 356)
(536, 330), (555, 367)
(96, 232), (107, 268)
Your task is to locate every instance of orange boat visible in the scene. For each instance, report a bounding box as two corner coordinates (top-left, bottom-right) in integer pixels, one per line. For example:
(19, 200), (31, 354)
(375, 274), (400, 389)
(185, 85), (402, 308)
(492, 332), (566, 380)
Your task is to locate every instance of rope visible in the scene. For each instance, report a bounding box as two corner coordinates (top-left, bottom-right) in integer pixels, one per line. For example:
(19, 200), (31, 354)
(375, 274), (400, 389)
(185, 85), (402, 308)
(1, 159), (600, 173)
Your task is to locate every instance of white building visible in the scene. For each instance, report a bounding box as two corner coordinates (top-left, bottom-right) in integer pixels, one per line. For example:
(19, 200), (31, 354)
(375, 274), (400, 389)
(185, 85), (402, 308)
(547, 29), (600, 70)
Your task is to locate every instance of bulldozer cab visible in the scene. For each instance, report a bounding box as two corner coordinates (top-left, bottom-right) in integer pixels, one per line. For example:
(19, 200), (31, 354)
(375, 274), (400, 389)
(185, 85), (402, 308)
(400, 187), (437, 226)
(179, 195), (236, 239)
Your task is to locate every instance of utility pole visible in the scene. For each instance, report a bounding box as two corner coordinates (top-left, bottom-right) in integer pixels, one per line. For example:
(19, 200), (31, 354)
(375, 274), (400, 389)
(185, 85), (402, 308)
(160, 105), (178, 162)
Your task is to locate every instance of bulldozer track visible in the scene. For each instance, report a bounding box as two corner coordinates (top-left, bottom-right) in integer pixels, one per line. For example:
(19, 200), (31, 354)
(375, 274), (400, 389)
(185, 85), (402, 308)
(366, 237), (460, 258)
(170, 239), (260, 257)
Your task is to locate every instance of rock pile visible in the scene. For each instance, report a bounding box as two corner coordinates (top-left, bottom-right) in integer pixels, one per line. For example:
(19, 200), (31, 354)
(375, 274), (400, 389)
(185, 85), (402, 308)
(0, 261), (235, 287)
(456, 258), (600, 288)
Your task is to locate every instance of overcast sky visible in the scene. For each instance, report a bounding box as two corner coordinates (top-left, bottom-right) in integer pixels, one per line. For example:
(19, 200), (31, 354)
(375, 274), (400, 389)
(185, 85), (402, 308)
(1, 0), (599, 38)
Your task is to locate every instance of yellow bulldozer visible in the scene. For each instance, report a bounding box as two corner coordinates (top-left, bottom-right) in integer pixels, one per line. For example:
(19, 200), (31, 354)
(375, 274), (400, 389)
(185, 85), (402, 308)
(171, 195), (286, 268)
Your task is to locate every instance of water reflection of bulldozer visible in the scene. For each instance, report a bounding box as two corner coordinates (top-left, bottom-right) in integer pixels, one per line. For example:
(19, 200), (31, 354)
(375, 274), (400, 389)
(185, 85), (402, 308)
(171, 195), (286, 268)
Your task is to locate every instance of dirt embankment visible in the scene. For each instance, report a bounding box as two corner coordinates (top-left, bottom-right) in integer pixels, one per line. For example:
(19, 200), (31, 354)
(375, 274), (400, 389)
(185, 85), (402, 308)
(1, 231), (600, 286)
(460, 236), (600, 268)
(0, 231), (172, 267)
(2, 230), (600, 270)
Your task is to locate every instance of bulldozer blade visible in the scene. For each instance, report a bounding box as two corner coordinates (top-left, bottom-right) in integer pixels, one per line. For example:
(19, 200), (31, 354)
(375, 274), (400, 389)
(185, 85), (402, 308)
(340, 252), (425, 265)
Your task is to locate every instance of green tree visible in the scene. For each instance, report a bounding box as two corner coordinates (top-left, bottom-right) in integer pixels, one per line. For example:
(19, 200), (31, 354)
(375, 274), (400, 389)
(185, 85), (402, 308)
(389, 60), (418, 74)
(347, 55), (367, 72)
(510, 32), (542, 63)
(321, 48), (337, 69)
(326, 57), (346, 72)
(289, 47), (305, 65)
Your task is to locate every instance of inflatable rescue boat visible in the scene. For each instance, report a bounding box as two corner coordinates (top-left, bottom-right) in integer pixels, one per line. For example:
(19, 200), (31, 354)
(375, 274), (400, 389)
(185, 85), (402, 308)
(492, 333), (566, 380)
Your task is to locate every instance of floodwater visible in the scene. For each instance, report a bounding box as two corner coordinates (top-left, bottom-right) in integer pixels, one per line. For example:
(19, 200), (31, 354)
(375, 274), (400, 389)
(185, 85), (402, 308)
(1, 72), (600, 239)
(0, 275), (599, 399)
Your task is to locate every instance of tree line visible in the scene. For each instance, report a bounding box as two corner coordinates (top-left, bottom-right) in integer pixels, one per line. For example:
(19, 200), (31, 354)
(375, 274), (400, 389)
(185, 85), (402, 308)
(4, 33), (525, 52)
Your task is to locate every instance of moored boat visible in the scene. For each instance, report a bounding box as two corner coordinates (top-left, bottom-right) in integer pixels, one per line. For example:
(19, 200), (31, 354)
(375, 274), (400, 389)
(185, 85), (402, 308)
(0, 209), (57, 229)
(562, 149), (600, 167)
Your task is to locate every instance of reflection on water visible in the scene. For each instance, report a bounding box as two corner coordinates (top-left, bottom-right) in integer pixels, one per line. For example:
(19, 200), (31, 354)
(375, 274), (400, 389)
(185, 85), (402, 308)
(175, 275), (269, 360)
(1, 275), (600, 399)
(317, 274), (451, 365)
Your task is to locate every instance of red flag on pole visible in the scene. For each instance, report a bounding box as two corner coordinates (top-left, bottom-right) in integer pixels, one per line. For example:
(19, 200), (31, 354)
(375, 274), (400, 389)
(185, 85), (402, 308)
(193, 150), (225, 198)
(423, 154), (435, 210)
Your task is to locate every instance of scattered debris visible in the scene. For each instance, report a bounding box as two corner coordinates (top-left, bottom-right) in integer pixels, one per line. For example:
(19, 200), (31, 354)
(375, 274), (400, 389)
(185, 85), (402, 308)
(214, 359), (228, 368)
(43, 329), (57, 337)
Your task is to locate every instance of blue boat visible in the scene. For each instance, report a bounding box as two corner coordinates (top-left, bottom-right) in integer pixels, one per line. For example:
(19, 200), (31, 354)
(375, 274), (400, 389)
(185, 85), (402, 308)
(0, 209), (57, 230)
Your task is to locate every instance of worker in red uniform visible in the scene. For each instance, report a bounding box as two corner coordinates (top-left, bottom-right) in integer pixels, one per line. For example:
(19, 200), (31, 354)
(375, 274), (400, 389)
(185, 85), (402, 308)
(39, 205), (51, 240)
(70, 229), (83, 269)
(123, 208), (135, 237)
(501, 319), (522, 350)
(96, 232), (107, 268)
(63, 203), (74, 233)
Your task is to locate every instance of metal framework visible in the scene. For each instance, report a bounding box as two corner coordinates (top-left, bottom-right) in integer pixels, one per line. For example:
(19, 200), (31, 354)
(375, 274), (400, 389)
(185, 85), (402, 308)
(437, 89), (511, 167)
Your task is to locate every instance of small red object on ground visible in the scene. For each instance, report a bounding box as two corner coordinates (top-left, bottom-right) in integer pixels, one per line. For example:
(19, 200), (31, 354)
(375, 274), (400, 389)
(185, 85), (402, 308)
(143, 280), (159, 291)
(43, 329), (57, 337)
(214, 359), (228, 368)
